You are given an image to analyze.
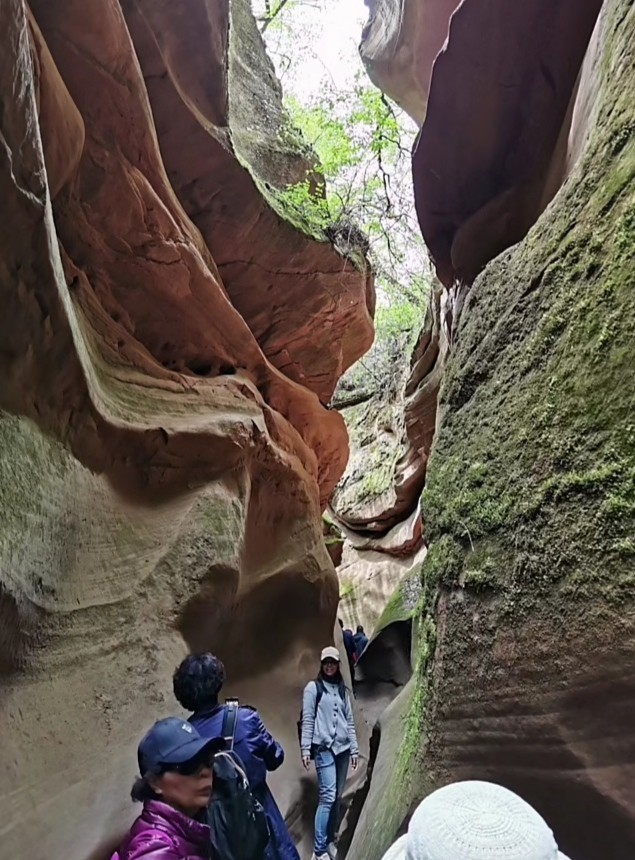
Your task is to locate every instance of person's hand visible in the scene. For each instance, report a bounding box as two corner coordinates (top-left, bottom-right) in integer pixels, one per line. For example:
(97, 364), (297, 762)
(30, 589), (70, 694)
(302, 754), (311, 771)
(351, 755), (359, 771)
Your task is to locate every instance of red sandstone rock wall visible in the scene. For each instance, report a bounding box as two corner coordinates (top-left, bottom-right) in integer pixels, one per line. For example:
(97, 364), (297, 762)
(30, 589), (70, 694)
(329, 286), (445, 665)
(362, 0), (605, 290)
(0, 1), (373, 856)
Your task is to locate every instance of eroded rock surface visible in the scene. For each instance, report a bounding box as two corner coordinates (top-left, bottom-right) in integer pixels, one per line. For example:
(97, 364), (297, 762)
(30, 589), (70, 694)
(332, 288), (445, 535)
(123, 0), (374, 405)
(329, 290), (444, 658)
(352, 1), (635, 860)
(336, 512), (425, 635)
(361, 0), (607, 289)
(0, 1), (373, 857)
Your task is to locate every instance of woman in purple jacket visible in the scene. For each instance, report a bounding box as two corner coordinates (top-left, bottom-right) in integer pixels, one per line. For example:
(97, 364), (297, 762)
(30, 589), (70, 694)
(112, 717), (224, 859)
(173, 653), (300, 860)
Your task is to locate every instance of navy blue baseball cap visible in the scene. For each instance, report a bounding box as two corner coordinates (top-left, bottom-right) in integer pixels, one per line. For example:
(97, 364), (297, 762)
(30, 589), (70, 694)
(137, 717), (225, 774)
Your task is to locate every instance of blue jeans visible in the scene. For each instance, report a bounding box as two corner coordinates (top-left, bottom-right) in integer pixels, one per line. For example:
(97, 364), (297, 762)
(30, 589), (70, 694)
(314, 748), (350, 855)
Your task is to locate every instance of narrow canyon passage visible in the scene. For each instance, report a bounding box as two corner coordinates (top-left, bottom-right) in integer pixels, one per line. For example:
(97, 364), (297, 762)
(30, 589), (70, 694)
(1, 1), (634, 860)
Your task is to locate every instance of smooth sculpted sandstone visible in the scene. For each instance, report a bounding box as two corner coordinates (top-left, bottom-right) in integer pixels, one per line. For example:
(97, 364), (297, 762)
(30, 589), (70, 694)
(123, 0), (374, 405)
(350, 1), (635, 859)
(360, 0), (460, 125)
(362, 0), (606, 289)
(330, 291), (444, 649)
(337, 524), (426, 638)
(328, 289), (445, 746)
(0, 1), (373, 857)
(413, 0), (605, 289)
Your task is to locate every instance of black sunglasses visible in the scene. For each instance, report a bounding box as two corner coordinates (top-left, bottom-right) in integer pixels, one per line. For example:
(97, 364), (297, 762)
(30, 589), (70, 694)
(162, 753), (214, 776)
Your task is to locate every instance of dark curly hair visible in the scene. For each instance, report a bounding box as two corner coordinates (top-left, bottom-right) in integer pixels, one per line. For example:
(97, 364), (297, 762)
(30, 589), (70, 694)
(173, 652), (226, 711)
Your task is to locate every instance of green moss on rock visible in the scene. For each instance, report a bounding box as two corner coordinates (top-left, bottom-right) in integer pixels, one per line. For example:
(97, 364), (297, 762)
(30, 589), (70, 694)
(363, 2), (635, 854)
(374, 568), (423, 633)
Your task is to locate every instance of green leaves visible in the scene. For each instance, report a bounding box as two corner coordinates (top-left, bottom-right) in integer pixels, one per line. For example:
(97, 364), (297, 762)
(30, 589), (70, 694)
(286, 96), (360, 178)
(258, 0), (432, 396)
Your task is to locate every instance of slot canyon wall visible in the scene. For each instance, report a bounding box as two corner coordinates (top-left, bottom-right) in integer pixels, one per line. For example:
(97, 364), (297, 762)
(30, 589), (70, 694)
(0, 1), (374, 857)
(328, 291), (446, 726)
(2, 0), (635, 858)
(350, 1), (635, 859)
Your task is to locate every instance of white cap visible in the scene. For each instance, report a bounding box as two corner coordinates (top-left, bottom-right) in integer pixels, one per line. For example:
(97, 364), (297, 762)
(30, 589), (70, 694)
(320, 646), (341, 662)
(379, 781), (571, 860)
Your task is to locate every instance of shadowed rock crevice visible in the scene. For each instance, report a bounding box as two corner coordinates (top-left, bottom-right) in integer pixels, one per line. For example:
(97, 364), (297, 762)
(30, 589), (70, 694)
(355, 620), (414, 732)
(337, 721), (382, 858)
(332, 288), (445, 538)
(331, 291), (441, 680)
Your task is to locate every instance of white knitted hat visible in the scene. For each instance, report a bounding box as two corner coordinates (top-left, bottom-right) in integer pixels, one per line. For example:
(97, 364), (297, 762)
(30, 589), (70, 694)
(380, 781), (571, 860)
(381, 835), (408, 860)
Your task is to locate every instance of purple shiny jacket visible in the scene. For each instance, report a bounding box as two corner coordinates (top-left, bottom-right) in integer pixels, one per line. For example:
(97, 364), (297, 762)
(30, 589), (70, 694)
(111, 800), (211, 859)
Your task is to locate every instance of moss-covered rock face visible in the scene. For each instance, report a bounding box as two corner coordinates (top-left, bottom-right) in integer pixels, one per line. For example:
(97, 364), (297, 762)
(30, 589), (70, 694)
(424, 0), (635, 628)
(331, 287), (445, 536)
(353, 2), (635, 859)
(332, 394), (408, 528)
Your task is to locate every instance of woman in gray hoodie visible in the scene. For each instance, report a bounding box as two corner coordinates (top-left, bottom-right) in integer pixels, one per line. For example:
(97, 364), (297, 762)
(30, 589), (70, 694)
(301, 646), (359, 860)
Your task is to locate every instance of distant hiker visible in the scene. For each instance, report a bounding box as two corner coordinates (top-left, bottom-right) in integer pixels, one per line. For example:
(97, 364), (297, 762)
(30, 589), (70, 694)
(111, 717), (224, 859)
(173, 652), (300, 860)
(379, 780), (571, 860)
(301, 646), (359, 860)
(353, 625), (368, 661)
(338, 618), (356, 680)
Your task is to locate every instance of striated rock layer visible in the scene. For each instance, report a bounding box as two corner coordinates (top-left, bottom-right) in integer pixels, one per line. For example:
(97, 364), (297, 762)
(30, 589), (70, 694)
(122, 0), (375, 405)
(0, 1), (373, 857)
(351, 1), (635, 859)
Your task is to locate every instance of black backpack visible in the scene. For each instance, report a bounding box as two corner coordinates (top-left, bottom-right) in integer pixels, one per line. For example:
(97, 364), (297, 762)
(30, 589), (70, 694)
(297, 679), (348, 758)
(207, 703), (270, 860)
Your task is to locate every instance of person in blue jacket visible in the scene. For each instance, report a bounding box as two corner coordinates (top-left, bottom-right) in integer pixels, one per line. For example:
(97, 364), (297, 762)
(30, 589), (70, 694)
(173, 652), (300, 860)
(353, 625), (368, 660)
(338, 619), (356, 681)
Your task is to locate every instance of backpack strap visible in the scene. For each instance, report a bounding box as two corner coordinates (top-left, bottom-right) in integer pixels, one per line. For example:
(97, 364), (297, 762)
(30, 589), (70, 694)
(221, 702), (239, 751)
(337, 681), (353, 709)
(312, 679), (325, 720)
(314, 679), (325, 705)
